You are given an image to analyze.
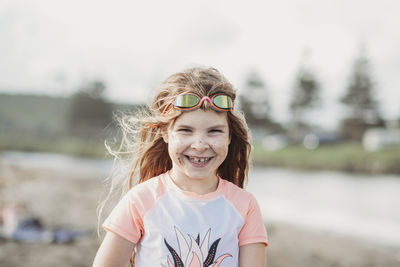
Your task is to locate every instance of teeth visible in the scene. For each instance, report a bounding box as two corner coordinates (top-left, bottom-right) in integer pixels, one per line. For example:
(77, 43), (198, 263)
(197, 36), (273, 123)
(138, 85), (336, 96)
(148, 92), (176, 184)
(188, 156), (210, 163)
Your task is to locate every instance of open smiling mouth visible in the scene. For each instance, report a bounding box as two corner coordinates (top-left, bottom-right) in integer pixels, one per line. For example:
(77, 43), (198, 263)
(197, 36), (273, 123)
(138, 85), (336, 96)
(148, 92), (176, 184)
(185, 155), (213, 166)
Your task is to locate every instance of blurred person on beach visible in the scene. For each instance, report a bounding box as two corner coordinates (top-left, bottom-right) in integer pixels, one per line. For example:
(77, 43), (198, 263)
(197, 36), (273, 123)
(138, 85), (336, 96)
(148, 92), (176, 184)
(93, 66), (268, 267)
(0, 202), (80, 243)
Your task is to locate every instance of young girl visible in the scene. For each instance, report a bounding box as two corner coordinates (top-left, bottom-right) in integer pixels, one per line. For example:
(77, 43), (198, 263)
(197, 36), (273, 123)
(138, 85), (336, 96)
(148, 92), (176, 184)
(93, 67), (268, 267)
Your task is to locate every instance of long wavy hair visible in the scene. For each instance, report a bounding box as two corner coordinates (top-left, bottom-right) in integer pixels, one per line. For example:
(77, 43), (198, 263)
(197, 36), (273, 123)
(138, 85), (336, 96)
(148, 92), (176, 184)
(98, 66), (252, 265)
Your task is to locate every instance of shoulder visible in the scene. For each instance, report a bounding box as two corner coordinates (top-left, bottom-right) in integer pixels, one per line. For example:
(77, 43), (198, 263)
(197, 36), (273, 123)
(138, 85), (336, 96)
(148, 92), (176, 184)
(220, 178), (254, 198)
(219, 178), (257, 207)
(125, 173), (167, 203)
(219, 179), (265, 228)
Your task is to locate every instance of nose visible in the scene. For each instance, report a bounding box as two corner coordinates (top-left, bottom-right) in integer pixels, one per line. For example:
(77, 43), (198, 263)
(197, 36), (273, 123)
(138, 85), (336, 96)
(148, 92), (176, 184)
(190, 136), (210, 151)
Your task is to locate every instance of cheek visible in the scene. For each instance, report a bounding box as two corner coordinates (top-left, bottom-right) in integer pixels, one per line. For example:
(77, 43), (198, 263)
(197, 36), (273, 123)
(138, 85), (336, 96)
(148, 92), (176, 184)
(169, 134), (189, 153)
(210, 136), (230, 153)
(167, 141), (184, 165)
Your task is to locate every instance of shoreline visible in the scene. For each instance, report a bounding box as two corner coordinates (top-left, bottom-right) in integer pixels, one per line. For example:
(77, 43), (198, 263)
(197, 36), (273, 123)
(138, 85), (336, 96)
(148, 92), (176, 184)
(2, 141), (400, 175)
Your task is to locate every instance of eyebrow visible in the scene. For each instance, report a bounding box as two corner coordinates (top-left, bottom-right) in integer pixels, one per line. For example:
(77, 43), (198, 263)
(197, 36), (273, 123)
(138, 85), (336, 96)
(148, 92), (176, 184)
(175, 124), (228, 129)
(175, 124), (193, 129)
(207, 124), (228, 129)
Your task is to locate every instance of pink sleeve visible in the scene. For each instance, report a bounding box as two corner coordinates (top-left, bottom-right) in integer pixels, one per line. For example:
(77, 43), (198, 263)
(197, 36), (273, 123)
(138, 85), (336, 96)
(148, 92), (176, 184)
(238, 195), (268, 247)
(102, 190), (143, 244)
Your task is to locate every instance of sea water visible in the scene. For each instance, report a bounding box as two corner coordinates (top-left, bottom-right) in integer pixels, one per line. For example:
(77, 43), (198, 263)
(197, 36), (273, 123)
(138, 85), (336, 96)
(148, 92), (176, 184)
(247, 167), (400, 248)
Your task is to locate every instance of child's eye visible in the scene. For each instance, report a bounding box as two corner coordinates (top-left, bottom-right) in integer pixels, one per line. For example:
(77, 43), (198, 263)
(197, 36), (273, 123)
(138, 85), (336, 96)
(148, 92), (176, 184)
(209, 129), (223, 133)
(178, 128), (191, 132)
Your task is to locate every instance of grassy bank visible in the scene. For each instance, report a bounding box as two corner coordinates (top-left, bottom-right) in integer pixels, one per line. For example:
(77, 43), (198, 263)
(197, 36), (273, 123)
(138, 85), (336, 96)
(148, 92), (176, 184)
(2, 132), (400, 175)
(0, 133), (108, 159)
(252, 143), (400, 175)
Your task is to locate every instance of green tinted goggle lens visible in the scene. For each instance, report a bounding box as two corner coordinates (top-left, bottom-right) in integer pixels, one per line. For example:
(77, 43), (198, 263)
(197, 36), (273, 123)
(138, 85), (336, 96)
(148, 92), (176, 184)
(213, 95), (232, 109)
(173, 94), (199, 107)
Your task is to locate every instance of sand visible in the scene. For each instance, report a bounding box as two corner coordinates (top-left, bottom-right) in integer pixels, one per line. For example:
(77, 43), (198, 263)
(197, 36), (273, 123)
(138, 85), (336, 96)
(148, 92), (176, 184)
(0, 160), (399, 267)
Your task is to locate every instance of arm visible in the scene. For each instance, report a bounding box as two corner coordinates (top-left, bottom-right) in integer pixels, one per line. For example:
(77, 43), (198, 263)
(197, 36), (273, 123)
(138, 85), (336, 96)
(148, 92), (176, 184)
(93, 231), (136, 267)
(239, 243), (267, 267)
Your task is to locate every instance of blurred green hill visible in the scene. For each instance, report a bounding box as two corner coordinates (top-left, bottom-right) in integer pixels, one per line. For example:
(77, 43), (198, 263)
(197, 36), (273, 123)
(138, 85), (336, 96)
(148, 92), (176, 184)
(0, 93), (140, 157)
(0, 94), (71, 133)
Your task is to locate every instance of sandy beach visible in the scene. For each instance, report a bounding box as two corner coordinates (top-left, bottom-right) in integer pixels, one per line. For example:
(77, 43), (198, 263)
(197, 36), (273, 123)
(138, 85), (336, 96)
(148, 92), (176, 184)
(1, 159), (399, 267)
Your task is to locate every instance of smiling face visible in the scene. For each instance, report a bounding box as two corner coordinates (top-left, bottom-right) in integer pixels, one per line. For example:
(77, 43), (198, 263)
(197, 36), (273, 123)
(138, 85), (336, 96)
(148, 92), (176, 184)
(163, 109), (231, 193)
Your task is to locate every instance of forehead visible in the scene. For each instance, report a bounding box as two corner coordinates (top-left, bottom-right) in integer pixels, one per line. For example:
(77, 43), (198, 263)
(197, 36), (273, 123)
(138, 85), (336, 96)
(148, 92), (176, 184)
(172, 109), (229, 128)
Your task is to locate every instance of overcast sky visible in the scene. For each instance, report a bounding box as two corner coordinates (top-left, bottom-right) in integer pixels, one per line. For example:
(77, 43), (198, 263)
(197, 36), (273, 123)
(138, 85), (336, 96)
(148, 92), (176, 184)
(1, 0), (399, 128)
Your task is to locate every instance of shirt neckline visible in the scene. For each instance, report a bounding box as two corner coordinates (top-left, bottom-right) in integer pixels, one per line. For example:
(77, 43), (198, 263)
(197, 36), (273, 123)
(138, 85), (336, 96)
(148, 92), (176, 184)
(163, 172), (223, 200)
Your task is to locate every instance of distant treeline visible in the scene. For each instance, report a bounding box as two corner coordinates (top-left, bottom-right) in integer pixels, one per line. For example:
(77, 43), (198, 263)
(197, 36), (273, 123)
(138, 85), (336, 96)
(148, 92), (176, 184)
(0, 93), (140, 134)
(0, 91), (142, 157)
(239, 51), (396, 144)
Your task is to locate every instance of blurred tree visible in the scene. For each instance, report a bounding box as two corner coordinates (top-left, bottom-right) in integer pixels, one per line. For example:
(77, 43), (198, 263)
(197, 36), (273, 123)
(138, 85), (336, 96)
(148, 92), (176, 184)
(289, 62), (321, 128)
(339, 51), (384, 141)
(68, 80), (113, 135)
(238, 70), (282, 136)
(287, 54), (321, 144)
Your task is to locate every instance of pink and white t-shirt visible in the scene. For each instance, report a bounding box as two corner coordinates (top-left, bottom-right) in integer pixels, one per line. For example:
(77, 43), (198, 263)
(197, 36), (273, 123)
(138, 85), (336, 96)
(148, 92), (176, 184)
(103, 172), (268, 267)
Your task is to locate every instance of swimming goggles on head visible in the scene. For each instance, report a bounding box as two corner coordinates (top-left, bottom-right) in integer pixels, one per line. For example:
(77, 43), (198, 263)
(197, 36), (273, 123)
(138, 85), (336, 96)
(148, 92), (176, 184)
(162, 93), (233, 115)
